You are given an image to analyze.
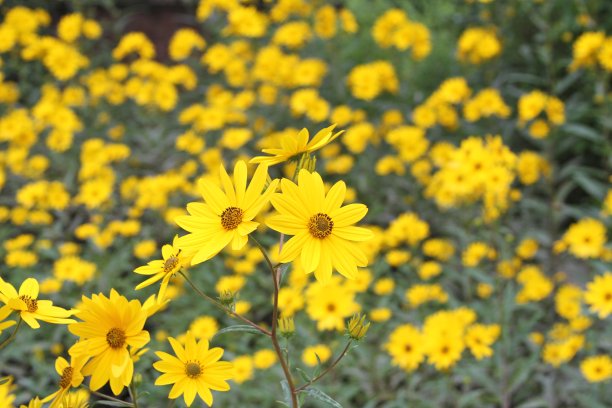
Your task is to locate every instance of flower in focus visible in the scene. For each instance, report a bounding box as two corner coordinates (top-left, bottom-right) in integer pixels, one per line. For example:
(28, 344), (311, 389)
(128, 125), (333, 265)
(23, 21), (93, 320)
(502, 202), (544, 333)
(68, 290), (150, 395)
(153, 331), (233, 407)
(43, 355), (86, 408)
(176, 161), (278, 265)
(267, 169), (373, 282)
(250, 124), (343, 166)
(0, 278), (75, 329)
(134, 235), (188, 302)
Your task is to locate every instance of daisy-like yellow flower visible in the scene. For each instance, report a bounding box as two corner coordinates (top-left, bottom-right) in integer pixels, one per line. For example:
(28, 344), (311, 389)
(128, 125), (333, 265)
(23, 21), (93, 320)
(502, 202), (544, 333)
(0, 278), (75, 329)
(134, 236), (188, 302)
(584, 272), (612, 318)
(176, 161), (279, 265)
(68, 290), (150, 395)
(43, 355), (86, 408)
(153, 331), (233, 407)
(266, 169), (373, 282)
(250, 124), (343, 166)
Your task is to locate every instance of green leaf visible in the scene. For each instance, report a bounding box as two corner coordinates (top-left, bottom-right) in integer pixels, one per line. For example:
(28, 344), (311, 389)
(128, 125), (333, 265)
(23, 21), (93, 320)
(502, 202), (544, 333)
(213, 325), (264, 338)
(563, 124), (603, 142)
(296, 367), (311, 382)
(572, 172), (606, 199)
(280, 380), (292, 407)
(303, 387), (343, 408)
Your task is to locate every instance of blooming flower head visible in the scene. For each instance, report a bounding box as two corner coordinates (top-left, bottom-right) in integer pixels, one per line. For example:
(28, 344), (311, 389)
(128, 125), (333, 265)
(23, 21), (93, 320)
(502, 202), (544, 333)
(68, 290), (150, 395)
(134, 235), (189, 303)
(153, 331), (233, 407)
(0, 278), (75, 329)
(267, 169), (373, 282)
(176, 161), (278, 265)
(43, 355), (86, 408)
(580, 355), (612, 382)
(250, 124), (343, 166)
(584, 272), (612, 318)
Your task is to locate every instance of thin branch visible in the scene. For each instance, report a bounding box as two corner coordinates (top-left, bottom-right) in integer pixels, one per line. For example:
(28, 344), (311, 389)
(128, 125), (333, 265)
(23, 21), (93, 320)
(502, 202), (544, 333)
(178, 271), (271, 337)
(0, 317), (22, 351)
(295, 341), (353, 392)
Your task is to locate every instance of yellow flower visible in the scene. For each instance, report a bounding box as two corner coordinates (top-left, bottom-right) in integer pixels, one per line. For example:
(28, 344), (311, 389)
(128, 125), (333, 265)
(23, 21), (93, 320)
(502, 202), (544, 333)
(385, 324), (424, 372)
(562, 218), (606, 259)
(153, 331), (233, 407)
(253, 349), (277, 370)
(584, 272), (612, 318)
(267, 169), (373, 282)
(0, 278), (74, 329)
(68, 290), (150, 395)
(42, 355), (86, 408)
(134, 236), (188, 302)
(0, 377), (16, 407)
(302, 344), (332, 367)
(465, 324), (501, 360)
(176, 161), (278, 265)
(580, 355), (612, 382)
(250, 125), (343, 166)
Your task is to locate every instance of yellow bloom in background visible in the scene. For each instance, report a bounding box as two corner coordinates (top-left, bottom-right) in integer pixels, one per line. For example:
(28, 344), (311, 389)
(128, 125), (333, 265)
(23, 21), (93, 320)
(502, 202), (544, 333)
(386, 324), (424, 372)
(253, 349), (277, 370)
(153, 331), (233, 407)
(250, 124), (343, 166)
(68, 290), (150, 395)
(465, 324), (501, 360)
(302, 344), (332, 367)
(584, 272), (612, 318)
(580, 355), (612, 382)
(232, 355), (254, 384)
(176, 161), (278, 265)
(561, 218), (606, 259)
(43, 355), (86, 408)
(267, 169), (373, 282)
(0, 278), (74, 329)
(134, 236), (187, 302)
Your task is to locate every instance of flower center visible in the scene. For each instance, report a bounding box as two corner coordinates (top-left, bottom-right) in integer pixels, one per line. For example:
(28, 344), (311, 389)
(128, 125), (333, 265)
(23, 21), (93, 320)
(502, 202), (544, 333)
(185, 361), (203, 378)
(163, 255), (180, 274)
(308, 213), (333, 239)
(59, 366), (74, 389)
(106, 327), (127, 349)
(221, 207), (243, 230)
(19, 295), (38, 313)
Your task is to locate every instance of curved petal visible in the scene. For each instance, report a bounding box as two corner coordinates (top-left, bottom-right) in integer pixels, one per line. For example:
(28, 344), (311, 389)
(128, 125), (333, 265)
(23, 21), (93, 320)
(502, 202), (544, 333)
(330, 204), (368, 227)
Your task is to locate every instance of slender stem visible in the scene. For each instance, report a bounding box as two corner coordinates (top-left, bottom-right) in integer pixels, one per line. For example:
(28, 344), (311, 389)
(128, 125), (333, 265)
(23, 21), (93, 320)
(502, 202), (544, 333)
(250, 236), (299, 408)
(0, 317), (22, 351)
(129, 381), (139, 408)
(178, 271), (271, 337)
(295, 341), (353, 392)
(86, 387), (133, 407)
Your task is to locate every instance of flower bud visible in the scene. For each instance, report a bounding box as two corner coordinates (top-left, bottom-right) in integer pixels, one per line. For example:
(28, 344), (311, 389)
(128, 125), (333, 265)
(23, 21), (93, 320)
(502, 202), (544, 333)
(346, 313), (370, 341)
(278, 316), (295, 338)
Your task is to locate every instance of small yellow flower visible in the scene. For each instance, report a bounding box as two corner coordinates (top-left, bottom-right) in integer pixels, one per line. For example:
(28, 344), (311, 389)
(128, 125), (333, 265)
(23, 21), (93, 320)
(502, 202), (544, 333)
(250, 125), (343, 166)
(134, 236), (188, 303)
(153, 331), (233, 406)
(0, 278), (74, 329)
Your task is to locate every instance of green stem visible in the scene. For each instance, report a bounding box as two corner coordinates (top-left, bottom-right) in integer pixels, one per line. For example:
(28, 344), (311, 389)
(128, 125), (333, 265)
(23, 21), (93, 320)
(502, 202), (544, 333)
(295, 341), (353, 392)
(0, 317), (22, 351)
(86, 387), (133, 407)
(178, 271), (271, 337)
(129, 381), (139, 408)
(251, 236), (299, 408)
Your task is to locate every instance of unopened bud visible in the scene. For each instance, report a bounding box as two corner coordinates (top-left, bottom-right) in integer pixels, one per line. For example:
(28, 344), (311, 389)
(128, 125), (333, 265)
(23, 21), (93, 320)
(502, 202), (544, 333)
(278, 316), (295, 338)
(219, 290), (236, 309)
(346, 313), (370, 341)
